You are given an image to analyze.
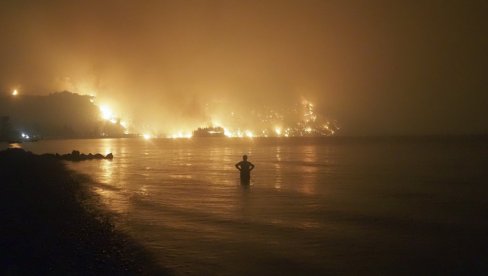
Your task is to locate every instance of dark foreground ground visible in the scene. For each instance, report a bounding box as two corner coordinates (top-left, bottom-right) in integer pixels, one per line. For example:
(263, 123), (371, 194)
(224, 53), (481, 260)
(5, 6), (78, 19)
(0, 148), (170, 275)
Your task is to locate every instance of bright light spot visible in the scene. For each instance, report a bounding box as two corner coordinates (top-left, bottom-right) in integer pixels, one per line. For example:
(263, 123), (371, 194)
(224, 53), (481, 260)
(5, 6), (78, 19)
(109, 118), (117, 124)
(120, 121), (128, 128)
(274, 127), (282, 136)
(224, 128), (234, 137)
(12, 89), (18, 96)
(305, 127), (312, 133)
(99, 105), (113, 120)
(143, 133), (152, 140)
(21, 133), (26, 138)
(245, 130), (254, 138)
(169, 132), (192, 139)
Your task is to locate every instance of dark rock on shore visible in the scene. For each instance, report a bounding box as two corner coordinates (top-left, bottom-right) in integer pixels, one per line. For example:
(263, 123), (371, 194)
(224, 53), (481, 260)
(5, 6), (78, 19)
(41, 150), (114, 161)
(0, 148), (169, 275)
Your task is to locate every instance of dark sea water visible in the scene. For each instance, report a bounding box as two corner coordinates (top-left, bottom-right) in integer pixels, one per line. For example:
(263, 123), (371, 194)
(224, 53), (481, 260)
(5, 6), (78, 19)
(9, 137), (488, 274)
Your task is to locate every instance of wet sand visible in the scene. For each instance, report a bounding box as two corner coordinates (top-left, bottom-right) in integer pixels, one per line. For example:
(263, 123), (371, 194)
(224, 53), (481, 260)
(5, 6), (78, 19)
(0, 148), (169, 275)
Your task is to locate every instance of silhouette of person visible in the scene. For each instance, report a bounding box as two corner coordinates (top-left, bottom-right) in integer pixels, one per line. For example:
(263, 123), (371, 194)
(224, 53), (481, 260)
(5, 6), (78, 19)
(235, 155), (255, 184)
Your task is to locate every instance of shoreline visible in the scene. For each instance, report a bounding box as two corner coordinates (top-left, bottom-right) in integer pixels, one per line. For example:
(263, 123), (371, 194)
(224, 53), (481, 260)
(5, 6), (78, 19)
(0, 148), (169, 275)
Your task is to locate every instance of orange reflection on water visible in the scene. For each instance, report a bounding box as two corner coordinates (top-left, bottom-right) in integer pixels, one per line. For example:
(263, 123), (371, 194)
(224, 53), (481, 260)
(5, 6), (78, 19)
(94, 138), (131, 214)
(299, 145), (318, 195)
(274, 146), (282, 190)
(94, 186), (129, 214)
(101, 138), (115, 156)
(99, 155), (114, 184)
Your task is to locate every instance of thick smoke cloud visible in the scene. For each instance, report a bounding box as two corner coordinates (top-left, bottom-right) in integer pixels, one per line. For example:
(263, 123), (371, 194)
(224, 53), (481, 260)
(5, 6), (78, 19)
(1, 0), (487, 135)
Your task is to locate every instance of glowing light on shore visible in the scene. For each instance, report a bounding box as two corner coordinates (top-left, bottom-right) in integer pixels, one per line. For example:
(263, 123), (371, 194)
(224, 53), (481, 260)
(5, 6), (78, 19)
(93, 97), (337, 139)
(216, 127), (255, 138)
(168, 132), (192, 139)
(12, 89), (18, 96)
(224, 128), (233, 137)
(284, 128), (291, 137)
(274, 127), (282, 136)
(99, 105), (114, 120)
(93, 100), (129, 134)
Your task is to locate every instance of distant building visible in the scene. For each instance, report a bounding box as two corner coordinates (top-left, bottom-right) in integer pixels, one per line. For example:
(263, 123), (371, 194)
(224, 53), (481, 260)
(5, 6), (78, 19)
(192, 126), (225, 137)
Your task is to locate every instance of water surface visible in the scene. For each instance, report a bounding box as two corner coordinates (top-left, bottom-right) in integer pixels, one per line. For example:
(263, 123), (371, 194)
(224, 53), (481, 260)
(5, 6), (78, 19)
(14, 137), (488, 274)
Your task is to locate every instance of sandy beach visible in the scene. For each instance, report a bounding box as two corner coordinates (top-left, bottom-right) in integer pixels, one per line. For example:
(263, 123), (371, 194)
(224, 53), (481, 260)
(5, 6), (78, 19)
(0, 148), (169, 275)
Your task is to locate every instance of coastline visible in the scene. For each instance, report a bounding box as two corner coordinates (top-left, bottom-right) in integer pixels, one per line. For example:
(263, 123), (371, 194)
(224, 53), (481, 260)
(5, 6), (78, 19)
(0, 148), (169, 275)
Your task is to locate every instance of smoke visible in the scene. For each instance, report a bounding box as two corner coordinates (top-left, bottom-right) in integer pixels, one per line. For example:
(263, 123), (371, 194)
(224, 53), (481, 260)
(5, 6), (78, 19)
(1, 1), (487, 135)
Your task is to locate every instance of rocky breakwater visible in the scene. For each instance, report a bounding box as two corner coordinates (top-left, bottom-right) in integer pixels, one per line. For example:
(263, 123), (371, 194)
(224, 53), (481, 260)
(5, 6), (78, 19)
(41, 150), (114, 161)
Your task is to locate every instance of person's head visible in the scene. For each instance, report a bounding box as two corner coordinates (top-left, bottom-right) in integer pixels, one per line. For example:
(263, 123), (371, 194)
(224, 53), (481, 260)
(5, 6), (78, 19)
(242, 155), (248, 161)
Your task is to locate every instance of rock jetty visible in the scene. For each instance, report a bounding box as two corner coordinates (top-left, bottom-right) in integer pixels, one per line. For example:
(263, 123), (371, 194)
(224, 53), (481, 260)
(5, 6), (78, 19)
(41, 150), (114, 161)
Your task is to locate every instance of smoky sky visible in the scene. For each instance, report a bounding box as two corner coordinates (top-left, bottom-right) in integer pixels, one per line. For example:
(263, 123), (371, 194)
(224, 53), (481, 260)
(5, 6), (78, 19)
(0, 0), (487, 135)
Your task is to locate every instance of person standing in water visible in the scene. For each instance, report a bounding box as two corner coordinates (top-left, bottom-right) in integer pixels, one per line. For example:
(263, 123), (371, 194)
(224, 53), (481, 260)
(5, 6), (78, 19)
(235, 155), (255, 184)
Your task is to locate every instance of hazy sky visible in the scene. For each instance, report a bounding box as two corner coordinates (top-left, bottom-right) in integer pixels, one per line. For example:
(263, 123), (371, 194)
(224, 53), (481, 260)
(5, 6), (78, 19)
(1, 0), (487, 135)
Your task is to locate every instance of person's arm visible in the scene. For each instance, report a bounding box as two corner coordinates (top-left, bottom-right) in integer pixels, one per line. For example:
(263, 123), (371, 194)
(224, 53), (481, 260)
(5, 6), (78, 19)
(249, 162), (255, 171)
(235, 162), (241, 171)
